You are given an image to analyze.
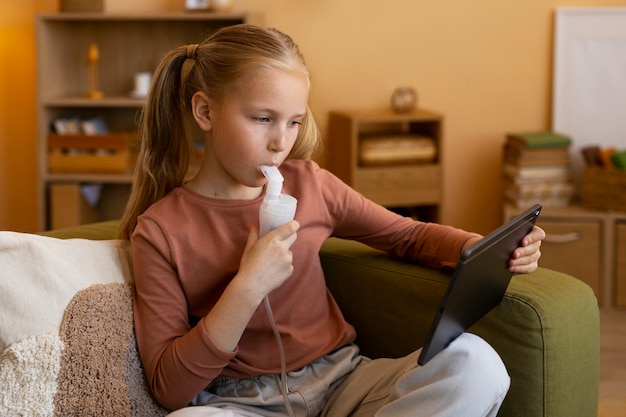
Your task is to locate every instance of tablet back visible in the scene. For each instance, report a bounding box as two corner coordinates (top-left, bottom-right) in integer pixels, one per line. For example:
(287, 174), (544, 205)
(417, 204), (542, 365)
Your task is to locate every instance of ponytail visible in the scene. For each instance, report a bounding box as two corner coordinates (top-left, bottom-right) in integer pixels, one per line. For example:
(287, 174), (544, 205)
(119, 46), (192, 239)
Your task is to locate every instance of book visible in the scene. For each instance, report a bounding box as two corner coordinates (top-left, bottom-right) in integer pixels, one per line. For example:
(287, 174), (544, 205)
(504, 143), (570, 159)
(581, 145), (602, 166)
(504, 180), (574, 200)
(503, 164), (571, 181)
(503, 178), (574, 208)
(598, 147), (617, 170)
(503, 144), (570, 166)
(504, 194), (572, 208)
(610, 149), (626, 169)
(506, 131), (572, 149)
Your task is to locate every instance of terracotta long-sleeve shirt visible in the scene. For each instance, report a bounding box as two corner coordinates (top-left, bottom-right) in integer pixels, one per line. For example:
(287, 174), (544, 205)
(131, 160), (479, 410)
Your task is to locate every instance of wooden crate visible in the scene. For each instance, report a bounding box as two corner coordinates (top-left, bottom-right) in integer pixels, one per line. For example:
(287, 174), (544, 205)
(582, 166), (626, 212)
(47, 133), (135, 174)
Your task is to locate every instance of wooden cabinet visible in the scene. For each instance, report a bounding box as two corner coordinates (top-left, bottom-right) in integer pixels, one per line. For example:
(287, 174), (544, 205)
(535, 219), (602, 300)
(504, 204), (626, 308)
(35, 12), (258, 230)
(327, 109), (443, 222)
(617, 222), (626, 308)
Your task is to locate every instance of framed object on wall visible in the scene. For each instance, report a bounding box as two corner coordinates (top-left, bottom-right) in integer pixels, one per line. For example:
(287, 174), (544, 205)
(552, 7), (626, 190)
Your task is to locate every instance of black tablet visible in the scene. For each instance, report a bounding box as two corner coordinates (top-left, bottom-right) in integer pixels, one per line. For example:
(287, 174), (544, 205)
(417, 204), (542, 365)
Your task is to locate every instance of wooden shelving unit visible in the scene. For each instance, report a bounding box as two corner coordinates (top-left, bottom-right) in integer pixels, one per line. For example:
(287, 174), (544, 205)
(504, 204), (626, 308)
(327, 108), (443, 222)
(35, 12), (259, 230)
(617, 221), (626, 308)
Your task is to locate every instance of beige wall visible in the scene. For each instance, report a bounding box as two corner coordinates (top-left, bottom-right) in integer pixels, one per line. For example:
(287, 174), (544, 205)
(2, 0), (626, 233)
(0, 0), (53, 232)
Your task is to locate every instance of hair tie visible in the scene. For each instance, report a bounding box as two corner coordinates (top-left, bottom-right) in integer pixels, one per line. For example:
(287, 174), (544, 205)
(181, 44), (199, 86)
(186, 44), (199, 59)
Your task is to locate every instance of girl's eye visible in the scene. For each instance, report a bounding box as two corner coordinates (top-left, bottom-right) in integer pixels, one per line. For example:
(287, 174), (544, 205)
(254, 117), (271, 123)
(288, 120), (302, 128)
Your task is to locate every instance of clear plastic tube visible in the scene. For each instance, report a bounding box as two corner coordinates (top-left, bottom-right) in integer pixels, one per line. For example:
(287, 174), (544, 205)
(264, 296), (297, 417)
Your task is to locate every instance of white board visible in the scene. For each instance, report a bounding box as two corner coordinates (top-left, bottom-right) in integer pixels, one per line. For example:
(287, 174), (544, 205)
(552, 7), (626, 188)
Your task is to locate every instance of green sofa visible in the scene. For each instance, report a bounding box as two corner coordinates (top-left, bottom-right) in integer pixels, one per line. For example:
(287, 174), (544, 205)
(41, 220), (600, 417)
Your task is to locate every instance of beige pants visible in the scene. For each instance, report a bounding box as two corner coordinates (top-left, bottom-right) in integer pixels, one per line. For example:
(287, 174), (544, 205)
(167, 333), (510, 417)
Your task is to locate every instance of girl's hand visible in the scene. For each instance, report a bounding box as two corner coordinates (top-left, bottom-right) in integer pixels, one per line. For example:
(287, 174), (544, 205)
(236, 220), (300, 301)
(461, 225), (546, 275)
(201, 221), (299, 353)
(508, 225), (545, 274)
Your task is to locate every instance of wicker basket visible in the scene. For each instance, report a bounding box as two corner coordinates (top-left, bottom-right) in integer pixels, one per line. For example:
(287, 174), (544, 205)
(581, 166), (626, 212)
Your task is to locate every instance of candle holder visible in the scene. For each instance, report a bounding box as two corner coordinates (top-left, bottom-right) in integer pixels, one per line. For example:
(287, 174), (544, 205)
(85, 43), (103, 99)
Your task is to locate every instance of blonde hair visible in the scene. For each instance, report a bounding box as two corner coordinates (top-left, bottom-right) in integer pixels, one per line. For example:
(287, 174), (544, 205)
(119, 24), (320, 239)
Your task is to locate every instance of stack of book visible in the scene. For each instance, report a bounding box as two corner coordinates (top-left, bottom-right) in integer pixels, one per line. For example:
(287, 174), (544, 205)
(502, 131), (574, 208)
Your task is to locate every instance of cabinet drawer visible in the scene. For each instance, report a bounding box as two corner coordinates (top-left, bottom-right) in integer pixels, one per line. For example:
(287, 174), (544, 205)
(538, 220), (602, 302)
(616, 223), (626, 308)
(354, 165), (441, 207)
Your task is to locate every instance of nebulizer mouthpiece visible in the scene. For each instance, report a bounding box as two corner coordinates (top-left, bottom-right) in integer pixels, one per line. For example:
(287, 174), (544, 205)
(259, 165), (297, 236)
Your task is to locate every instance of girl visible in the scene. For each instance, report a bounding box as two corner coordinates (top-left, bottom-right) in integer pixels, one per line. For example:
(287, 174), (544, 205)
(120, 24), (545, 417)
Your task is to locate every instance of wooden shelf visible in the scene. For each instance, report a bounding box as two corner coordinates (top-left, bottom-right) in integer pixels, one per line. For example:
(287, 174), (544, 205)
(38, 11), (256, 22)
(331, 108), (443, 123)
(617, 222), (626, 308)
(42, 96), (146, 107)
(45, 173), (134, 183)
(327, 108), (443, 222)
(36, 12), (255, 230)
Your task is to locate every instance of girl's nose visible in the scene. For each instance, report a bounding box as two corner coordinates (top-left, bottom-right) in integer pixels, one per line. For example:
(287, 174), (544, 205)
(268, 127), (288, 153)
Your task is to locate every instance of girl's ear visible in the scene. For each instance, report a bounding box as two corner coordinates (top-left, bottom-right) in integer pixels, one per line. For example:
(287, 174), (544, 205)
(191, 91), (213, 131)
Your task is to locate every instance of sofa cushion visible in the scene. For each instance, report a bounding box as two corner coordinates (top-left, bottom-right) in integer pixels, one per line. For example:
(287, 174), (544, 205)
(0, 232), (162, 416)
(0, 333), (63, 416)
(0, 282), (167, 417)
(0, 232), (132, 350)
(54, 282), (167, 416)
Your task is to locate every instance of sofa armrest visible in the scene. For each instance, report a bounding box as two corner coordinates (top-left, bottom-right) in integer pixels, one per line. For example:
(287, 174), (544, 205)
(320, 237), (600, 417)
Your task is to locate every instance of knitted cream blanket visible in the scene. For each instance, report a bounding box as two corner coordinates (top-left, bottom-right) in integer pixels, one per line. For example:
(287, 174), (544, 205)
(0, 333), (63, 416)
